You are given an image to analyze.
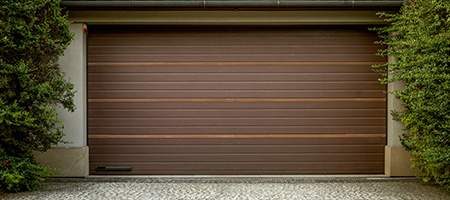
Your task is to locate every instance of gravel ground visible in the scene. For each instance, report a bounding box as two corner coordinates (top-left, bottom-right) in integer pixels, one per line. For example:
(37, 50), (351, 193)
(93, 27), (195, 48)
(3, 177), (450, 200)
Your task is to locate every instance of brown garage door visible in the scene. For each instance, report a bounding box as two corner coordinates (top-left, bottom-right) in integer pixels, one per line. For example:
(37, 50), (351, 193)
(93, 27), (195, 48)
(88, 26), (386, 174)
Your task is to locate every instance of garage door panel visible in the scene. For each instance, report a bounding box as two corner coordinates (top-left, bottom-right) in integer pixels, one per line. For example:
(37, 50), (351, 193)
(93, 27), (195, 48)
(88, 26), (386, 174)
(88, 73), (382, 83)
(88, 109), (386, 118)
(88, 36), (379, 46)
(89, 137), (386, 145)
(88, 82), (383, 90)
(88, 101), (386, 109)
(88, 26), (378, 37)
(89, 145), (384, 154)
(89, 46), (381, 54)
(90, 153), (384, 162)
(89, 162), (384, 172)
(88, 64), (378, 73)
(88, 126), (386, 135)
(88, 54), (385, 62)
(89, 117), (385, 126)
(88, 91), (385, 99)
(90, 169), (383, 175)
(90, 169), (384, 175)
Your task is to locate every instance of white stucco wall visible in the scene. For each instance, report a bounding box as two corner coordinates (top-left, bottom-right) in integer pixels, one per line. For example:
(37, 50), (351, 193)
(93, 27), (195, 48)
(386, 55), (407, 147)
(56, 23), (87, 147)
(387, 80), (406, 147)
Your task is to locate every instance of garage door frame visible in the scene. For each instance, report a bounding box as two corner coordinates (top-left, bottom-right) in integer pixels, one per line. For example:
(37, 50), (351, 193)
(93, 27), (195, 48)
(37, 9), (415, 177)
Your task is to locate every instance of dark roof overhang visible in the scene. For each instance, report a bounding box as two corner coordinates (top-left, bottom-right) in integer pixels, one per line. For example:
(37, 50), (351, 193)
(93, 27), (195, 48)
(60, 0), (404, 9)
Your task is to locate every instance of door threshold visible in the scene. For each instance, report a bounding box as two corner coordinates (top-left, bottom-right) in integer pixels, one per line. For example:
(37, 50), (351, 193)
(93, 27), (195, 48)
(88, 174), (391, 178)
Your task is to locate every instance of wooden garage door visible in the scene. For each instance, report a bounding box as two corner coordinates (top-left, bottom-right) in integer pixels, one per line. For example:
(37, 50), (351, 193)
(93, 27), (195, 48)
(88, 26), (386, 174)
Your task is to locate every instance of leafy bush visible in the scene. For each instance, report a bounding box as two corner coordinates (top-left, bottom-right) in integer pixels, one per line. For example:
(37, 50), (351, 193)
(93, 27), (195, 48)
(373, 0), (450, 192)
(0, 153), (59, 193)
(0, 0), (74, 193)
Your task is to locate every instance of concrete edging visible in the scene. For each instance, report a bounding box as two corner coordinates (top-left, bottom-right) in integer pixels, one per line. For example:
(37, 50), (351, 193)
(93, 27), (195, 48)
(33, 146), (89, 177)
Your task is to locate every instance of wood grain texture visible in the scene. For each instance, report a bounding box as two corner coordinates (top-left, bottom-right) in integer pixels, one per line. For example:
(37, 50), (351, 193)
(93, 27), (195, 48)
(88, 98), (386, 103)
(88, 162), (385, 174)
(88, 108), (386, 118)
(88, 117), (386, 126)
(89, 137), (386, 145)
(88, 73), (383, 82)
(88, 101), (387, 109)
(89, 61), (385, 67)
(89, 126), (386, 135)
(90, 153), (384, 162)
(89, 134), (386, 139)
(88, 25), (386, 175)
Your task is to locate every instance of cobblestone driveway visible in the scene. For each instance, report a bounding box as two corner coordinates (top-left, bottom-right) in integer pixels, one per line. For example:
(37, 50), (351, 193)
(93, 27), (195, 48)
(3, 177), (450, 200)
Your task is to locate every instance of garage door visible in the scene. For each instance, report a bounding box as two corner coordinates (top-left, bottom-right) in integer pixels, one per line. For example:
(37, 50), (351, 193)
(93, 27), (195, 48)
(88, 26), (386, 174)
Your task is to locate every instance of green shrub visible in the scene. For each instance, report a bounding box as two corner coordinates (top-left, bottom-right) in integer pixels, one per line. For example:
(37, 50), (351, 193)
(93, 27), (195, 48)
(0, 0), (74, 192)
(0, 152), (59, 193)
(373, 0), (450, 192)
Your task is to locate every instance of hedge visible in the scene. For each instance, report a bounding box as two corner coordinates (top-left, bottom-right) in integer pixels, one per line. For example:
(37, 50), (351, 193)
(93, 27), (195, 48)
(0, 0), (74, 193)
(373, 0), (450, 192)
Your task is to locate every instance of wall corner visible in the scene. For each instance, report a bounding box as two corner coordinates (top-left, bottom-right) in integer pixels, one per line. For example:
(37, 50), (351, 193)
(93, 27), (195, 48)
(385, 145), (419, 177)
(34, 147), (89, 177)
